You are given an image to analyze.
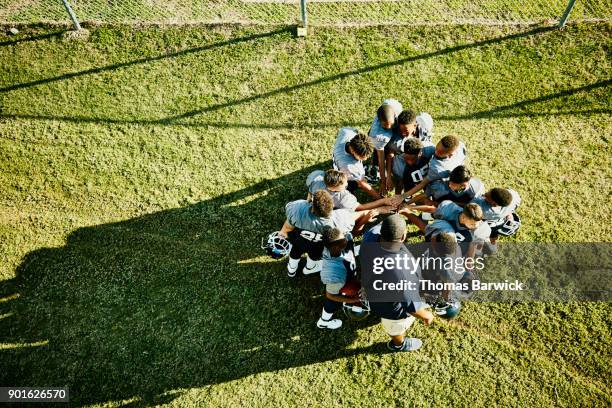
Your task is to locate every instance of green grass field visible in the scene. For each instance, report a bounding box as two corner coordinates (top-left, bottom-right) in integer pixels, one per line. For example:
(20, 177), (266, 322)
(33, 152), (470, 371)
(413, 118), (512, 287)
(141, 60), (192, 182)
(0, 22), (611, 407)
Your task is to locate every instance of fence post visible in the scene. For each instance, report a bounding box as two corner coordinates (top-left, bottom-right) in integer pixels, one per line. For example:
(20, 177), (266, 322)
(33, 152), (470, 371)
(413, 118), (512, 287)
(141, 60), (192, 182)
(61, 0), (82, 30)
(297, 0), (308, 36)
(558, 0), (577, 28)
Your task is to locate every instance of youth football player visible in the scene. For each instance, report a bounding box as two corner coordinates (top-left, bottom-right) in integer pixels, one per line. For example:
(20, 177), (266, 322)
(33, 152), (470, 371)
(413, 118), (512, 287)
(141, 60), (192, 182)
(306, 169), (402, 212)
(279, 190), (376, 277)
(471, 188), (521, 244)
(367, 99), (403, 194)
(384, 110), (434, 193)
(316, 226), (361, 330)
(332, 128), (379, 199)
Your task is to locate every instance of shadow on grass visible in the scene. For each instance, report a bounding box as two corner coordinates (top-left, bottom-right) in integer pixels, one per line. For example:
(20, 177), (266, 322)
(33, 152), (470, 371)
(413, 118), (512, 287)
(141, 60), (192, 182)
(0, 163), (383, 406)
(0, 28), (65, 47)
(1, 81), (609, 131)
(1, 24), (608, 130)
(0, 27), (291, 93)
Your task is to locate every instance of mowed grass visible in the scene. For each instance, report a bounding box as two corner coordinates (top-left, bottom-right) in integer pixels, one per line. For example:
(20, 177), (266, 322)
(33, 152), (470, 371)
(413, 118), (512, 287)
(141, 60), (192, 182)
(0, 22), (610, 407)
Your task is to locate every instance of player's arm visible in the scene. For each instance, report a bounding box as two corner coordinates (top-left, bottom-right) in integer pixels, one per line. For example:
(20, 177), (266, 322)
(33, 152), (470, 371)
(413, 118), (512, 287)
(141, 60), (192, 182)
(352, 210), (378, 236)
(279, 220), (294, 238)
(356, 178), (382, 200)
(410, 307), (434, 326)
(325, 291), (360, 304)
(376, 149), (387, 194)
(385, 151), (395, 192)
(355, 195), (401, 211)
(402, 177), (431, 199)
(398, 204), (436, 217)
(404, 192), (430, 205)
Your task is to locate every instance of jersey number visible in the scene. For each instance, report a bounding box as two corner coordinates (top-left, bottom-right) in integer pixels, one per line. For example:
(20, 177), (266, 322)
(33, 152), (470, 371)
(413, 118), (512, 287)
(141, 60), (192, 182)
(300, 230), (323, 242)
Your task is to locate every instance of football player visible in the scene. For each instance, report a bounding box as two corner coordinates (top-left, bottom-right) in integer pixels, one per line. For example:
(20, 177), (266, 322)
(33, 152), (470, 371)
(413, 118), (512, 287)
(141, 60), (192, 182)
(384, 110), (433, 193)
(401, 135), (467, 201)
(471, 188), (522, 244)
(366, 215), (434, 352)
(367, 99), (403, 194)
(316, 226), (361, 330)
(306, 169), (402, 212)
(332, 128), (379, 199)
(279, 190), (376, 277)
(424, 201), (491, 259)
(391, 138), (436, 195)
(425, 165), (485, 205)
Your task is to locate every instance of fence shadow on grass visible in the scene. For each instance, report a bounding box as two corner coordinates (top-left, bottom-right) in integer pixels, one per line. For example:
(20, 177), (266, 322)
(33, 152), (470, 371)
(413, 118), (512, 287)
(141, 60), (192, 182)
(0, 163), (384, 406)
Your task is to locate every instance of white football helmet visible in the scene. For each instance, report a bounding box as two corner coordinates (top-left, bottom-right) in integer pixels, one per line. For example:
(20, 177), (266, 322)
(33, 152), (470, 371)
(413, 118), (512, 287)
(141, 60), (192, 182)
(261, 231), (292, 259)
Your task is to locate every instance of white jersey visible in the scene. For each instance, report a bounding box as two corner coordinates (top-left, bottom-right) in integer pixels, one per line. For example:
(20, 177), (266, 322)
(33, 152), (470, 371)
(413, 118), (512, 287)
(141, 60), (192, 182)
(472, 189), (521, 226)
(332, 128), (365, 182)
(305, 170), (359, 211)
(368, 99), (403, 150)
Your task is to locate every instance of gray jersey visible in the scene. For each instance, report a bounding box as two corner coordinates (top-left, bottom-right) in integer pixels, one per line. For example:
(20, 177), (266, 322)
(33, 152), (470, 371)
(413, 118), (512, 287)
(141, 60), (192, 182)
(285, 200), (355, 235)
(305, 170), (359, 211)
(432, 200), (491, 242)
(425, 219), (457, 240)
(392, 144), (435, 179)
(427, 177), (485, 203)
(369, 99), (403, 150)
(434, 200), (464, 221)
(472, 189), (521, 225)
(321, 234), (356, 294)
(427, 142), (467, 182)
(386, 112), (434, 155)
(332, 128), (365, 181)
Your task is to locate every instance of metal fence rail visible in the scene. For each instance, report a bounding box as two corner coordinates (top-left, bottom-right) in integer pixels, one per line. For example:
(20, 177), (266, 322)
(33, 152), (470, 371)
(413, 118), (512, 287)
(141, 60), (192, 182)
(1, 0), (610, 27)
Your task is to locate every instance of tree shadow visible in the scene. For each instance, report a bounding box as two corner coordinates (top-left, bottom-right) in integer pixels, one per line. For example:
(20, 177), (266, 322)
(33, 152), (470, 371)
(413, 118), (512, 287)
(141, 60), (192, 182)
(0, 163), (383, 406)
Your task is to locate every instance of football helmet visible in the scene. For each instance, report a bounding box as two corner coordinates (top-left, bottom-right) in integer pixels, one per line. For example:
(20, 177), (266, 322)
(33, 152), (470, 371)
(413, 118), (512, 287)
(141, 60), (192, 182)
(341, 281), (370, 321)
(433, 299), (461, 319)
(261, 231), (292, 259)
(364, 163), (380, 184)
(488, 213), (521, 237)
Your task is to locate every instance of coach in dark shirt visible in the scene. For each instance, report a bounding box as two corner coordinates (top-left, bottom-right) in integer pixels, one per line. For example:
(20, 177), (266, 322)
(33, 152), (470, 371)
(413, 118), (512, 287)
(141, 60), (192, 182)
(366, 214), (434, 352)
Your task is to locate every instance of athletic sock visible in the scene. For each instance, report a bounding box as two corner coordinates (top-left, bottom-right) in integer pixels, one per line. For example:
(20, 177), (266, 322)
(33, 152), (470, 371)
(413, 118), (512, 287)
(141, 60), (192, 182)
(321, 308), (333, 321)
(288, 258), (300, 269)
(306, 256), (318, 268)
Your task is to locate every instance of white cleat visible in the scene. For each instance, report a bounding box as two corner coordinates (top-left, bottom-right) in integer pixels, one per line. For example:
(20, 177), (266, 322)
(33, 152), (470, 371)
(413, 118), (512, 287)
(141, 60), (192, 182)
(303, 261), (322, 275)
(287, 259), (299, 278)
(317, 318), (343, 330)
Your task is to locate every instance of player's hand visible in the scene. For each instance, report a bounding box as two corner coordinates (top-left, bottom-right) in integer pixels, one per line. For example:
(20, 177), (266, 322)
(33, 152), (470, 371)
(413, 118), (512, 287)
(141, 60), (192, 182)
(376, 205), (396, 215)
(423, 312), (434, 326)
(366, 210), (380, 223)
(385, 194), (404, 207)
(397, 202), (415, 215)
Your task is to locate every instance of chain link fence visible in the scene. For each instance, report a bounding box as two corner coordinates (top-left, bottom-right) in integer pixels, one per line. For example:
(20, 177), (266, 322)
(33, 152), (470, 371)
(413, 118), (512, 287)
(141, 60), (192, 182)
(1, 0), (610, 27)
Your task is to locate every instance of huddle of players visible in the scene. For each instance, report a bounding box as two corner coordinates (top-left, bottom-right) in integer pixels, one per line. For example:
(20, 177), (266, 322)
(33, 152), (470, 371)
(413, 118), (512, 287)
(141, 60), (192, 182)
(276, 99), (521, 352)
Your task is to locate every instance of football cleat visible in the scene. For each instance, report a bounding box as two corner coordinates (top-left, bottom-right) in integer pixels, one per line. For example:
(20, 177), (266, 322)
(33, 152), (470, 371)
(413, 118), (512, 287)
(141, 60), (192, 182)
(317, 318), (343, 330)
(387, 337), (423, 352)
(303, 257), (322, 275)
(286, 258), (299, 278)
(261, 231), (292, 259)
